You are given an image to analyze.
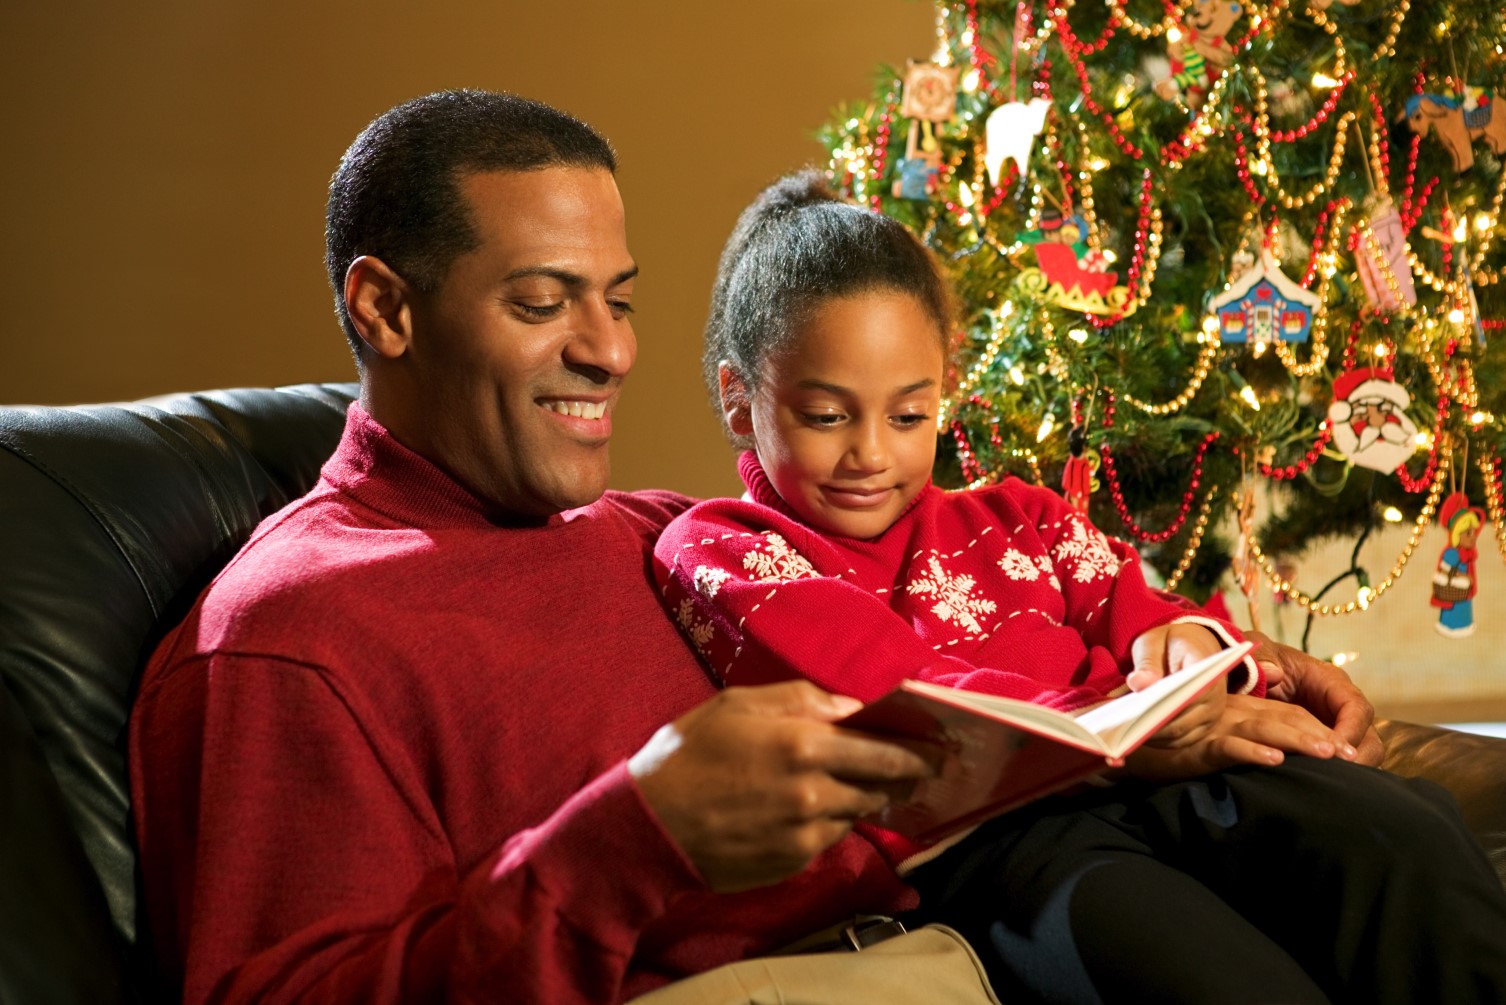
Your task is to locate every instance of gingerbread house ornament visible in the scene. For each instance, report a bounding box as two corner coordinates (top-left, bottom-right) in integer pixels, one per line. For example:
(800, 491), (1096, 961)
(1209, 250), (1321, 343)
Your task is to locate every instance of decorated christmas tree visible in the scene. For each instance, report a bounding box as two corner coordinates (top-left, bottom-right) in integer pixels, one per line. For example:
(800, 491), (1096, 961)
(820, 0), (1505, 640)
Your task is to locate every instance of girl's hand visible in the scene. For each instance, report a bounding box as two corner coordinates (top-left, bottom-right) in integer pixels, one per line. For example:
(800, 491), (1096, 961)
(1126, 623), (1224, 692)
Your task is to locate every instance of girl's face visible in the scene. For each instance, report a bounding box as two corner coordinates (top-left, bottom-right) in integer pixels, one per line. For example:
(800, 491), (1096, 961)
(734, 292), (945, 540)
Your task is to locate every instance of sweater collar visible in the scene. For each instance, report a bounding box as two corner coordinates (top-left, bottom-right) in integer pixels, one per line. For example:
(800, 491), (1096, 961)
(736, 449), (934, 540)
(322, 404), (573, 529)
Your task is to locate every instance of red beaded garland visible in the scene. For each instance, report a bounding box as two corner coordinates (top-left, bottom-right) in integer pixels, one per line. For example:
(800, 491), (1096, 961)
(1268, 72), (1354, 143)
(1050, 4), (1143, 159)
(1303, 201), (1342, 287)
(1087, 170), (1156, 330)
(1396, 392), (1450, 493)
(869, 87), (898, 211)
(1097, 394), (1220, 542)
(1257, 422), (1334, 480)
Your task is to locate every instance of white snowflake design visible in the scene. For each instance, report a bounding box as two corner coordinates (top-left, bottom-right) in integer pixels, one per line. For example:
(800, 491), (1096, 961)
(692, 565), (732, 599)
(1051, 516), (1122, 584)
(1036, 555), (1060, 590)
(741, 532), (820, 582)
(997, 547), (1041, 581)
(675, 598), (716, 652)
(905, 554), (998, 637)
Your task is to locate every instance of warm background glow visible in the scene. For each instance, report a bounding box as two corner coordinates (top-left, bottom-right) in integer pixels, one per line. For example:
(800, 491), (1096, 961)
(1, 0), (936, 501)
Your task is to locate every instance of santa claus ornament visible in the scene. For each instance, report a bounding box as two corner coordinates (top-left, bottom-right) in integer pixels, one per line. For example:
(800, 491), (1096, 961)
(1326, 367), (1420, 473)
(1432, 491), (1485, 638)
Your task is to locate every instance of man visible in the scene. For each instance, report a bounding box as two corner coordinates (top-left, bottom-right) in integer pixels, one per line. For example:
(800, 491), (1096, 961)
(130, 90), (1379, 1005)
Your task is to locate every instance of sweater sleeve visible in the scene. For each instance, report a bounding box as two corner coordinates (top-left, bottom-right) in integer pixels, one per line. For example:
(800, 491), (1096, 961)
(653, 503), (1106, 710)
(130, 652), (703, 1005)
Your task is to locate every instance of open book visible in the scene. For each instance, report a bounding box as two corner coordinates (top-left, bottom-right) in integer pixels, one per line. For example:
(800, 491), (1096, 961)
(839, 641), (1255, 842)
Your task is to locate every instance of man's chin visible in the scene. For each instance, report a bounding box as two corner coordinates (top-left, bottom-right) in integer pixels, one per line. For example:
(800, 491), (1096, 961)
(541, 465), (613, 514)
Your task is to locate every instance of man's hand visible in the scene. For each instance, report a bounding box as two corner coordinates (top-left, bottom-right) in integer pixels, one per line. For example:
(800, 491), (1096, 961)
(1127, 693), (1356, 780)
(1246, 630), (1383, 766)
(628, 681), (934, 893)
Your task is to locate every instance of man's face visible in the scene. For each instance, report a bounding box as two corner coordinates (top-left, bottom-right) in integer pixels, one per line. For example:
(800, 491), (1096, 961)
(402, 167), (637, 517)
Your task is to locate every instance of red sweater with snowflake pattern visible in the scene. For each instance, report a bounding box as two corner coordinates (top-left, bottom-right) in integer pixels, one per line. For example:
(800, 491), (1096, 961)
(653, 453), (1260, 862)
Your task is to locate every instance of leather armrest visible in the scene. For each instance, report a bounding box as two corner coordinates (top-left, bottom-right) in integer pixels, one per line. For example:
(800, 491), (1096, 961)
(1377, 719), (1506, 888)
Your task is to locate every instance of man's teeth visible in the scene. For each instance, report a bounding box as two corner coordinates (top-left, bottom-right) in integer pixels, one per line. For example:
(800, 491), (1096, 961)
(545, 400), (606, 420)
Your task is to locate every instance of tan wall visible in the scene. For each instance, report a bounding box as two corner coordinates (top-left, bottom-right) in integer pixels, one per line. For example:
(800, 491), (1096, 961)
(2, 0), (937, 501)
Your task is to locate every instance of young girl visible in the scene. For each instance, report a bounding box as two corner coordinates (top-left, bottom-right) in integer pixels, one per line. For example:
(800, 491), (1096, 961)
(654, 171), (1506, 1004)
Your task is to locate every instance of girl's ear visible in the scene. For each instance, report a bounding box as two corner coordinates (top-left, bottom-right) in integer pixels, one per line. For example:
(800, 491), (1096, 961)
(718, 362), (755, 437)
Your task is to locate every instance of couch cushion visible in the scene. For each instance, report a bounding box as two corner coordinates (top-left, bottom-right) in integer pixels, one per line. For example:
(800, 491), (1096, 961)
(0, 383), (355, 947)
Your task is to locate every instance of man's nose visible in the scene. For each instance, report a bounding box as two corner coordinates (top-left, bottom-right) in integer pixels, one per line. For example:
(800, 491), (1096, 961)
(566, 300), (636, 382)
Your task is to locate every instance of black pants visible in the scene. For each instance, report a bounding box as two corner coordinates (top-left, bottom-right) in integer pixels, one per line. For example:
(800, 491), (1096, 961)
(905, 756), (1506, 1005)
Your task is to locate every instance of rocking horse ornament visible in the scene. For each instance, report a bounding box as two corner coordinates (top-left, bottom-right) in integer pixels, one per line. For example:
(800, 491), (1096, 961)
(1404, 89), (1506, 173)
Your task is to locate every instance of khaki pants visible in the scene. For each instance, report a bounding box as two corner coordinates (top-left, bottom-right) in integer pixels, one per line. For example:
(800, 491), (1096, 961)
(625, 924), (1001, 1005)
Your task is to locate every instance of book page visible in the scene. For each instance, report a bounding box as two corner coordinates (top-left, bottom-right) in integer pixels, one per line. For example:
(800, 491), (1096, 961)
(899, 680), (1108, 752)
(1073, 642), (1253, 756)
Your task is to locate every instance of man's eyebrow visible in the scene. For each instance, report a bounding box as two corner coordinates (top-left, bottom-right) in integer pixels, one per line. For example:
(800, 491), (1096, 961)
(796, 377), (936, 396)
(502, 265), (639, 286)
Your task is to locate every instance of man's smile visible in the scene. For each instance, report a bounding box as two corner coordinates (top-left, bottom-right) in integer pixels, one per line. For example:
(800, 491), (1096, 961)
(541, 399), (608, 420)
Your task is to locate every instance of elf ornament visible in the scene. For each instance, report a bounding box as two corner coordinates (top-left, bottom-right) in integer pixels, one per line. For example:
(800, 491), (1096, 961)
(1431, 491), (1485, 637)
(892, 125), (942, 201)
(1326, 367), (1420, 473)
(1153, 0), (1242, 109)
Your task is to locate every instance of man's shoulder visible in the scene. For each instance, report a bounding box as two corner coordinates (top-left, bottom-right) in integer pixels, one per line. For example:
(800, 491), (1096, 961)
(591, 488), (698, 533)
(183, 485), (399, 633)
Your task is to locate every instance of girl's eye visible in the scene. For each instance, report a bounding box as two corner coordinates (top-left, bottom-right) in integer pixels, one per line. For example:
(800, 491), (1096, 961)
(892, 413), (931, 428)
(803, 413), (845, 427)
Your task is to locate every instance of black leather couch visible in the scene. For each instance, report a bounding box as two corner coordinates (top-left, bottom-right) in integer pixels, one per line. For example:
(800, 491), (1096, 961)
(3, 383), (1505, 1003)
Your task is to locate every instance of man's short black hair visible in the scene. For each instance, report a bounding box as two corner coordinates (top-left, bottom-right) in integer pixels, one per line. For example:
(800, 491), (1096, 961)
(325, 90), (617, 355)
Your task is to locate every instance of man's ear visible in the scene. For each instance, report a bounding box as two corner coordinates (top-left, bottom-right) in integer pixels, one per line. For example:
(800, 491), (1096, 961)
(344, 256), (414, 360)
(718, 362), (755, 437)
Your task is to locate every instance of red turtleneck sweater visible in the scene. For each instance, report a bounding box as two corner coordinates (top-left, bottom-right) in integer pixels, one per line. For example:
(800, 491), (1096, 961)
(130, 407), (914, 1005)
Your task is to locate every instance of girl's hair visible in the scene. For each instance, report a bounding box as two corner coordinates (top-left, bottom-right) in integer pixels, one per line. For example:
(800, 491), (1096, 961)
(704, 170), (955, 445)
